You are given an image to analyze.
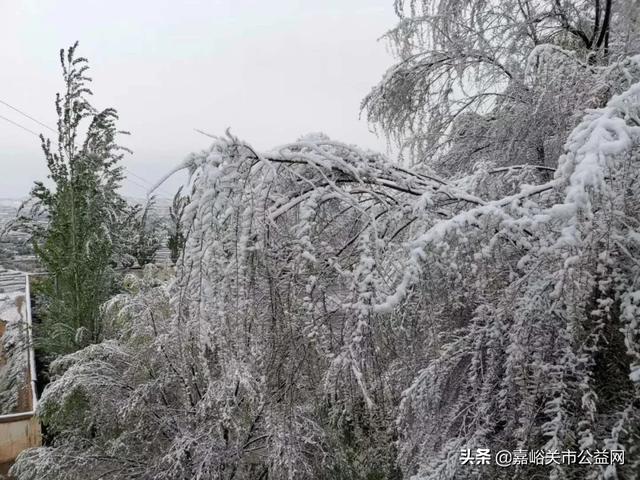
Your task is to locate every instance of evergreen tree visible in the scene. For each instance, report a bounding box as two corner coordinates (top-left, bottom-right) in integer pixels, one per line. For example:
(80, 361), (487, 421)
(30, 42), (130, 357)
(120, 196), (163, 268)
(167, 186), (188, 265)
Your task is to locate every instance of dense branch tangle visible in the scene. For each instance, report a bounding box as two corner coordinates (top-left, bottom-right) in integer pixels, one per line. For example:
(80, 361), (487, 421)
(9, 5), (640, 479)
(172, 73), (640, 477)
(158, 132), (514, 478)
(364, 0), (640, 171)
(183, 134), (487, 259)
(12, 90), (640, 478)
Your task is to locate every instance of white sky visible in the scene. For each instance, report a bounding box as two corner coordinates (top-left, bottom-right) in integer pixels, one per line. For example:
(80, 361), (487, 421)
(0, 0), (396, 199)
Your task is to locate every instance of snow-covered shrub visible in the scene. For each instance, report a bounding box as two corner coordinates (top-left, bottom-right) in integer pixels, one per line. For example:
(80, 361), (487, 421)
(11, 266), (176, 480)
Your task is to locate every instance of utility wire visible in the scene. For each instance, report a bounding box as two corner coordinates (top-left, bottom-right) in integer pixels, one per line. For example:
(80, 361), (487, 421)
(0, 116), (152, 198)
(0, 111), (152, 194)
(0, 113), (167, 198)
(125, 168), (155, 187)
(0, 116), (151, 200)
(0, 113), (41, 137)
(0, 98), (173, 197)
(0, 99), (56, 133)
(123, 176), (169, 199)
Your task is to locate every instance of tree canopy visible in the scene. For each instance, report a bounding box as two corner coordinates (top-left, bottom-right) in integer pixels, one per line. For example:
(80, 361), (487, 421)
(9, 2), (640, 480)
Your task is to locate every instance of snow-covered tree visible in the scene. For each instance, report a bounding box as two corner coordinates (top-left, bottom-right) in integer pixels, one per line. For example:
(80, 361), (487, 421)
(363, 0), (640, 175)
(13, 109), (640, 478)
(119, 197), (164, 268)
(11, 2), (640, 480)
(167, 187), (189, 265)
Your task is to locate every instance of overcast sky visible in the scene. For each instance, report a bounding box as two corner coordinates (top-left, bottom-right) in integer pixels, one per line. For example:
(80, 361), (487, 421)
(0, 0), (396, 199)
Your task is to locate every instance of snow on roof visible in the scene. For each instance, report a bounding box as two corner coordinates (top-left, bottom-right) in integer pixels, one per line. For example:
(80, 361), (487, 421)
(0, 269), (26, 325)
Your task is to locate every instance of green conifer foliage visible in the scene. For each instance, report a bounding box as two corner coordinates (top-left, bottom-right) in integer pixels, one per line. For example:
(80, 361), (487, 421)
(31, 42), (129, 357)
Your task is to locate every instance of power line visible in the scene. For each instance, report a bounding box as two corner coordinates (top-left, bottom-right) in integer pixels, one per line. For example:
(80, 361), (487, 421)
(0, 113), (158, 197)
(123, 167), (173, 198)
(0, 99), (56, 133)
(0, 112), (166, 197)
(125, 167), (154, 186)
(123, 174), (150, 191)
(0, 113), (41, 137)
(0, 98), (175, 197)
(123, 175), (170, 198)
